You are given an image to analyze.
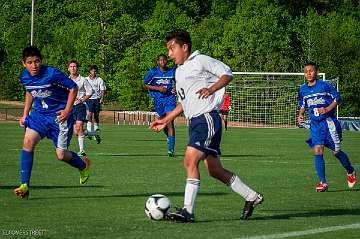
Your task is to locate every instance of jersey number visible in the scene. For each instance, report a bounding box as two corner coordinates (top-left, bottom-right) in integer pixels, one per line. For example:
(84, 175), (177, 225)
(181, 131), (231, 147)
(177, 88), (185, 100)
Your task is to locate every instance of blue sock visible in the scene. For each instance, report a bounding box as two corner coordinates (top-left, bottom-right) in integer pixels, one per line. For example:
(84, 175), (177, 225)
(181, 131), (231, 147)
(167, 136), (175, 152)
(20, 150), (34, 185)
(334, 151), (354, 174)
(67, 152), (86, 171)
(314, 155), (326, 183)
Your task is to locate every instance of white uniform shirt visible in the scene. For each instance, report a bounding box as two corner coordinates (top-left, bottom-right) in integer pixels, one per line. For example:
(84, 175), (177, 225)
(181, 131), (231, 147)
(175, 50), (233, 119)
(86, 76), (106, 100)
(72, 75), (93, 105)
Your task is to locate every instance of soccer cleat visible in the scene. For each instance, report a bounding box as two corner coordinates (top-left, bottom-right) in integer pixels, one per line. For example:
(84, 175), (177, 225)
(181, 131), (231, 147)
(167, 207), (195, 223)
(77, 150), (87, 157)
(168, 150), (175, 157)
(347, 171), (357, 188)
(315, 182), (328, 192)
(80, 157), (91, 185)
(241, 193), (264, 220)
(14, 183), (29, 199)
(94, 134), (101, 144)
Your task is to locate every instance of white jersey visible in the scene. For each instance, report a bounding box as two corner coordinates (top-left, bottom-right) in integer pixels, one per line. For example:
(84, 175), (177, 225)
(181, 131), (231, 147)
(71, 75), (93, 105)
(86, 76), (106, 100)
(175, 50), (233, 119)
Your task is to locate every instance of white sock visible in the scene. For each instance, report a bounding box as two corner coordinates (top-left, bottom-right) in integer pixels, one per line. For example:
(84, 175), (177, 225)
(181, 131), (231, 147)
(78, 135), (85, 152)
(184, 178), (200, 214)
(229, 175), (257, 201)
(94, 123), (99, 131)
(87, 122), (92, 132)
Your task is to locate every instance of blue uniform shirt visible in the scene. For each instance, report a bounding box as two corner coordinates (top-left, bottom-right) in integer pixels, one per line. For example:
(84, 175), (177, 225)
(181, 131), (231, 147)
(20, 66), (77, 114)
(143, 66), (175, 99)
(298, 79), (341, 121)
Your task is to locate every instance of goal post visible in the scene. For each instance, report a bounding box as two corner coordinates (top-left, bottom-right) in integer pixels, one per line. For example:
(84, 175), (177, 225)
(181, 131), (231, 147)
(226, 72), (330, 128)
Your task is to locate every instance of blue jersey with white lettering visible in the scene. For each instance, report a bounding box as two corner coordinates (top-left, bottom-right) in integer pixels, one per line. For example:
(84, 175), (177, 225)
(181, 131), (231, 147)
(143, 66), (175, 99)
(298, 80), (341, 121)
(20, 65), (77, 114)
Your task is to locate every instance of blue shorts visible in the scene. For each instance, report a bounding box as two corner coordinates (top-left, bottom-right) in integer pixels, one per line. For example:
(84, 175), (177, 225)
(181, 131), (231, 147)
(24, 110), (74, 150)
(72, 103), (87, 122)
(154, 95), (176, 118)
(86, 99), (102, 113)
(188, 111), (222, 156)
(306, 117), (342, 151)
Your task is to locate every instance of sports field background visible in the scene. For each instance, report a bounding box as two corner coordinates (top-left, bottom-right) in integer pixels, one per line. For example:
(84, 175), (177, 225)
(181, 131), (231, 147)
(0, 123), (359, 238)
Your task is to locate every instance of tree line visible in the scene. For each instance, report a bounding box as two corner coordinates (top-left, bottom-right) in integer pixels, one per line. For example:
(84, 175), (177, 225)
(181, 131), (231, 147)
(0, 0), (359, 116)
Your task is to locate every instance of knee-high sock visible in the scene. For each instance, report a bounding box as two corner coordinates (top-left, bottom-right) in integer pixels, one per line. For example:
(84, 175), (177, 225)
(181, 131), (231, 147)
(66, 152), (86, 171)
(167, 136), (175, 152)
(314, 155), (326, 183)
(228, 174), (257, 201)
(78, 135), (85, 152)
(184, 178), (200, 214)
(334, 151), (354, 174)
(87, 122), (92, 132)
(20, 150), (34, 185)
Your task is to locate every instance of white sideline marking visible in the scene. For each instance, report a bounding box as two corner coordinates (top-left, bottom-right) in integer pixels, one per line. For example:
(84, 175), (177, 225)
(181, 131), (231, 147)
(234, 223), (360, 239)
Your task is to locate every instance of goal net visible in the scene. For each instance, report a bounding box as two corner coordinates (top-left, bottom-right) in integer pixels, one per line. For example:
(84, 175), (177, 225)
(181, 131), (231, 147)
(226, 72), (332, 128)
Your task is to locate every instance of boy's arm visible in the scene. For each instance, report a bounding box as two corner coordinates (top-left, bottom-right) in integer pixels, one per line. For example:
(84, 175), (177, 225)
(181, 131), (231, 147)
(197, 74), (233, 99)
(20, 91), (33, 127)
(150, 103), (183, 132)
(297, 107), (305, 124)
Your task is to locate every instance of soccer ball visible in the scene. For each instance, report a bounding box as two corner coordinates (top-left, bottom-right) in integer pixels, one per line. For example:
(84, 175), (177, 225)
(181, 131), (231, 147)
(144, 194), (171, 220)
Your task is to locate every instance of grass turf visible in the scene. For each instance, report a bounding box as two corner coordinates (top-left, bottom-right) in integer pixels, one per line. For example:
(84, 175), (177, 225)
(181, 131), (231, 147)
(0, 123), (359, 238)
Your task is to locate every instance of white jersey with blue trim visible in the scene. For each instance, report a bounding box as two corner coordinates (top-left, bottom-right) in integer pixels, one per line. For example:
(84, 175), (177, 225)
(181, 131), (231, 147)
(86, 76), (106, 100)
(298, 79), (341, 121)
(175, 50), (233, 119)
(20, 65), (77, 114)
(72, 75), (93, 104)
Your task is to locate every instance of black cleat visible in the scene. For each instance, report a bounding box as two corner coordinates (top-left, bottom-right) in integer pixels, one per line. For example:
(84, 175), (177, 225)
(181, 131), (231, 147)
(241, 193), (264, 220)
(167, 208), (195, 223)
(95, 134), (101, 144)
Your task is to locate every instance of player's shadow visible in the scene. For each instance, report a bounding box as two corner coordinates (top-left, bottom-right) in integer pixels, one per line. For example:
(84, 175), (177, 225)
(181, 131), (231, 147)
(1, 185), (106, 190)
(256, 208), (360, 220)
(28, 191), (228, 200)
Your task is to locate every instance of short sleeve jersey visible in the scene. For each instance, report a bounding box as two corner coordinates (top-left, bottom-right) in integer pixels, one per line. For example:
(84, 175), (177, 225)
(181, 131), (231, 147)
(175, 51), (233, 119)
(72, 75), (93, 104)
(298, 79), (341, 121)
(143, 66), (176, 99)
(86, 76), (106, 100)
(20, 65), (77, 114)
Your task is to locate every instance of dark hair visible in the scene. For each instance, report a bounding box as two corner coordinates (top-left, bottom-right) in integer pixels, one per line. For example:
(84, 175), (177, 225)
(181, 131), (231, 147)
(157, 54), (167, 60)
(165, 29), (192, 53)
(304, 61), (319, 71)
(68, 60), (80, 67)
(89, 64), (98, 71)
(22, 46), (42, 61)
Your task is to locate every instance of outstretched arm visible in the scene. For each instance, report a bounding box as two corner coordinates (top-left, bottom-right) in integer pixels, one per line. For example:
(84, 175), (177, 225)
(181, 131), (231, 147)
(150, 104), (183, 132)
(196, 74), (233, 99)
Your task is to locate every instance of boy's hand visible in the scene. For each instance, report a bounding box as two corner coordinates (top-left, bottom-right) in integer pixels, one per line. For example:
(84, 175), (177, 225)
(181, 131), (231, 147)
(19, 116), (27, 127)
(297, 115), (305, 124)
(56, 109), (70, 124)
(149, 119), (166, 132)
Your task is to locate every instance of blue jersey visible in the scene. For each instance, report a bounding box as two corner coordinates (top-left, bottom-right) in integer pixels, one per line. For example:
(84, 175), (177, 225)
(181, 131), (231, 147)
(20, 65), (77, 114)
(298, 80), (341, 121)
(143, 66), (175, 99)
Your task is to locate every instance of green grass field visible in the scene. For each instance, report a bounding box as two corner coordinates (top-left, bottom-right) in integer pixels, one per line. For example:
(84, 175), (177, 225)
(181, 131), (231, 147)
(1, 123), (359, 239)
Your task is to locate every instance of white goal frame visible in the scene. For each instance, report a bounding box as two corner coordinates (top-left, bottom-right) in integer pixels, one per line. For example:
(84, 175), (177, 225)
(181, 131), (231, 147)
(226, 72), (332, 128)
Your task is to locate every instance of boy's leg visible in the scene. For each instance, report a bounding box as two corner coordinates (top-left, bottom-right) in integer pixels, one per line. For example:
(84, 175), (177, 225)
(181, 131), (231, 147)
(166, 121), (175, 157)
(15, 128), (41, 198)
(333, 150), (356, 188)
(167, 147), (203, 222)
(204, 155), (263, 219)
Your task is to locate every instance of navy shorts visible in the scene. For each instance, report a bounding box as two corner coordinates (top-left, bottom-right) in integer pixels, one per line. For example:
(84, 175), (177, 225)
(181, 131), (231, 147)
(72, 103), (87, 122)
(154, 95), (176, 118)
(24, 110), (74, 150)
(188, 111), (222, 156)
(86, 99), (102, 113)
